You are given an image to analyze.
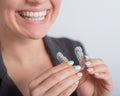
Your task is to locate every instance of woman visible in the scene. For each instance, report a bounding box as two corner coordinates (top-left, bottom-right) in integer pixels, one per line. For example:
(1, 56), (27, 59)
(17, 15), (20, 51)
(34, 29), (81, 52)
(0, 0), (113, 96)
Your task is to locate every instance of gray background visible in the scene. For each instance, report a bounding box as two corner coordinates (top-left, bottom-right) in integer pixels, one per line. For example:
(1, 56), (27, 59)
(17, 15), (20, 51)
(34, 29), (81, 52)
(48, 0), (120, 96)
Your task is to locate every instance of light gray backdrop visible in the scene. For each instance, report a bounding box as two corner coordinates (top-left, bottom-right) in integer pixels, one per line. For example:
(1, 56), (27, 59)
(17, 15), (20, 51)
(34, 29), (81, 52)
(48, 0), (120, 96)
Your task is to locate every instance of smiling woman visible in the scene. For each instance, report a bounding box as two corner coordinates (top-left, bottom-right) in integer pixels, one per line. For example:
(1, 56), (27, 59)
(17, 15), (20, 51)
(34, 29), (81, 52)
(0, 0), (113, 96)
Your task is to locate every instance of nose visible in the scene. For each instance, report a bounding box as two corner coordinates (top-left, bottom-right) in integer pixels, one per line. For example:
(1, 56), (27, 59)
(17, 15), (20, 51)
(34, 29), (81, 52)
(27, 0), (47, 4)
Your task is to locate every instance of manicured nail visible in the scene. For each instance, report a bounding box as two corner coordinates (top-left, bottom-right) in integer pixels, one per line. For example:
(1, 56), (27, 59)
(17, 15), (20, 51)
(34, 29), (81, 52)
(75, 81), (79, 85)
(85, 61), (91, 66)
(94, 73), (99, 76)
(87, 68), (94, 72)
(85, 55), (90, 59)
(77, 72), (83, 77)
(67, 60), (74, 66)
(74, 65), (82, 71)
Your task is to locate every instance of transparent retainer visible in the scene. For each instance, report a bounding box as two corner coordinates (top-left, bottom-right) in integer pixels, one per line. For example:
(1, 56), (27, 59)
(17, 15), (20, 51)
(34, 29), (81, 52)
(56, 47), (86, 70)
(56, 52), (69, 63)
(74, 46), (86, 71)
(74, 46), (88, 84)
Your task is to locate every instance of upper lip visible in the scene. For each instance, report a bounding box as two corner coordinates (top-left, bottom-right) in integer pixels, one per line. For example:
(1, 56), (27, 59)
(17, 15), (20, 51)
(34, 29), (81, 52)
(17, 8), (52, 12)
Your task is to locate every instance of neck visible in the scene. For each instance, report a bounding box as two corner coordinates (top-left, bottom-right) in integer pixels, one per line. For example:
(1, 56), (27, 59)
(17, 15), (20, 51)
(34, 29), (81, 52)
(0, 36), (47, 66)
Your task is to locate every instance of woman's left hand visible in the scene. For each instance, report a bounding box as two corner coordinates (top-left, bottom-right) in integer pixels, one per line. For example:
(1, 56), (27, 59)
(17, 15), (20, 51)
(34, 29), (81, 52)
(76, 58), (113, 96)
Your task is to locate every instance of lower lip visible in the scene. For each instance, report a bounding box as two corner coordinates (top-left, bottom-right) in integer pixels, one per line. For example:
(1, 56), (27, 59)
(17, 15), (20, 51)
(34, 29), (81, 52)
(15, 10), (51, 24)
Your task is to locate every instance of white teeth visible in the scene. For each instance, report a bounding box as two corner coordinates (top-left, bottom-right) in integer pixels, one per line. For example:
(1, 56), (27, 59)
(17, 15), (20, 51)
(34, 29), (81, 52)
(29, 12), (34, 17)
(28, 18), (32, 21)
(21, 11), (47, 18)
(20, 10), (47, 21)
(34, 12), (39, 17)
(25, 16), (45, 21)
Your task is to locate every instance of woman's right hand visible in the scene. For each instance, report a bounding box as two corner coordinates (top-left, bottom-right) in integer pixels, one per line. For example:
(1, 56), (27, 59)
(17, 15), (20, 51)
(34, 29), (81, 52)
(29, 61), (83, 96)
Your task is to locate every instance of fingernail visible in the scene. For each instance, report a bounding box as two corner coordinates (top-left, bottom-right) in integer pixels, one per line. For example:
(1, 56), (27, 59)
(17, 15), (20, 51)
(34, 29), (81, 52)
(87, 68), (94, 72)
(75, 81), (79, 85)
(77, 72), (83, 77)
(85, 55), (90, 59)
(74, 65), (82, 71)
(94, 73), (99, 76)
(67, 60), (74, 66)
(85, 61), (91, 66)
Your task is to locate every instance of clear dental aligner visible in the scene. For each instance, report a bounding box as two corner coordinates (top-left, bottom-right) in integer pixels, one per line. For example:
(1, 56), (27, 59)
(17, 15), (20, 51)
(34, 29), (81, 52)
(74, 46), (83, 61)
(56, 52), (69, 63)
(56, 47), (86, 70)
(74, 46), (85, 70)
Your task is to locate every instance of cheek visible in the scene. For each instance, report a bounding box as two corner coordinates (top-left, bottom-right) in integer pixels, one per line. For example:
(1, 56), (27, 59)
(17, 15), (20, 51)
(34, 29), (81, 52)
(0, 0), (21, 11)
(0, 0), (21, 27)
(0, 0), (13, 9)
(51, 0), (61, 21)
(51, 0), (61, 11)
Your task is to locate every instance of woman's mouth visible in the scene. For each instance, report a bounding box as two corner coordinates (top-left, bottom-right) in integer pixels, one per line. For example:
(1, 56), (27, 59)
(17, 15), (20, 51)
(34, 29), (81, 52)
(16, 9), (50, 24)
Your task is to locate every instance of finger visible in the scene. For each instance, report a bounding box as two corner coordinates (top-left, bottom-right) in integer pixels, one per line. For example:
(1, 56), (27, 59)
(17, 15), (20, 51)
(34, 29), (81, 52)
(94, 72), (113, 88)
(58, 81), (79, 96)
(44, 73), (82, 96)
(86, 63), (112, 83)
(29, 61), (74, 89)
(86, 66), (113, 89)
(85, 58), (104, 67)
(87, 64), (109, 74)
(30, 67), (82, 96)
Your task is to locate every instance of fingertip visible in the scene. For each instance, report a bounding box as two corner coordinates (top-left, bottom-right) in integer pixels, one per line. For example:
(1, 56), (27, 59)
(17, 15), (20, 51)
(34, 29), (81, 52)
(94, 72), (100, 76)
(85, 61), (92, 66)
(77, 72), (83, 78)
(67, 60), (74, 66)
(75, 81), (80, 85)
(87, 68), (94, 72)
(93, 72), (104, 79)
(85, 55), (90, 59)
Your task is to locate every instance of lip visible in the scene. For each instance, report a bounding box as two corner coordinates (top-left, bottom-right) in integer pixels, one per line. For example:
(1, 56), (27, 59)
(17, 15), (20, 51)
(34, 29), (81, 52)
(18, 8), (48, 12)
(15, 8), (51, 24)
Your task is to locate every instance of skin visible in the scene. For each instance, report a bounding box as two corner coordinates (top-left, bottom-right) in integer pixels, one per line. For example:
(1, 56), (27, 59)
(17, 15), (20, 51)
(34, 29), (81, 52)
(77, 58), (113, 96)
(0, 0), (113, 96)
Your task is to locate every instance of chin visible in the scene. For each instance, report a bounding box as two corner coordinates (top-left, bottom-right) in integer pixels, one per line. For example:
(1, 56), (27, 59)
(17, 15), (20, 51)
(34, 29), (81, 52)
(27, 31), (47, 40)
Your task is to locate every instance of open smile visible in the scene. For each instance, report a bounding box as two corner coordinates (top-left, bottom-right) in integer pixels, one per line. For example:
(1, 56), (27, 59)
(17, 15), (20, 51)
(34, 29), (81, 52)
(16, 9), (51, 24)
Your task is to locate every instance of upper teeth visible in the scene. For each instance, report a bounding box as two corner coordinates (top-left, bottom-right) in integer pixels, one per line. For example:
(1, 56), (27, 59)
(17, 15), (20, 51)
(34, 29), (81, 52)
(21, 11), (47, 18)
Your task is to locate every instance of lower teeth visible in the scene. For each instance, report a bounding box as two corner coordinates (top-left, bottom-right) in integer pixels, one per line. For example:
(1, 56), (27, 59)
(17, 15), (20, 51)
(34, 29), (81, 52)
(26, 17), (45, 21)
(20, 14), (45, 21)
